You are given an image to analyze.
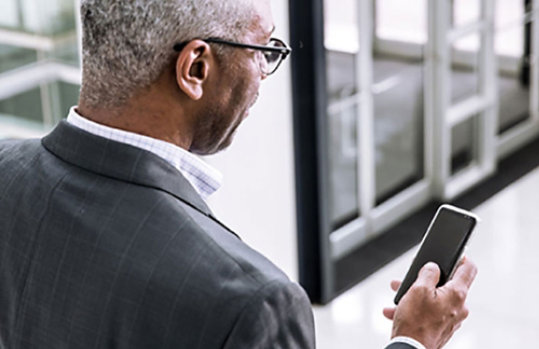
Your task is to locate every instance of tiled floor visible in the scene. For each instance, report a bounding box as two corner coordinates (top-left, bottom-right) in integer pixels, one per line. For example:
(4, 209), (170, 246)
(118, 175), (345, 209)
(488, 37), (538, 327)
(314, 166), (539, 348)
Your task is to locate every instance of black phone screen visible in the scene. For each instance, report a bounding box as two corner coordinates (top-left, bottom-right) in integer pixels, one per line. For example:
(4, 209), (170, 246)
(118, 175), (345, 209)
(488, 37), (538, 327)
(394, 207), (477, 304)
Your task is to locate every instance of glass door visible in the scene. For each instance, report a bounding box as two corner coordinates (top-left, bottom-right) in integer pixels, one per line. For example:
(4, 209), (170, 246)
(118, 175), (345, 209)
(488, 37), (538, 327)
(322, 0), (433, 300)
(369, 0), (431, 235)
(292, 0), (539, 304)
(430, 0), (497, 200)
(318, 0), (432, 300)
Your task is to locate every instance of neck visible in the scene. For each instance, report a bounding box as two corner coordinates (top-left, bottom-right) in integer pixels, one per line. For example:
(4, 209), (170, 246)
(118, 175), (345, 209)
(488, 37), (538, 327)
(78, 82), (194, 150)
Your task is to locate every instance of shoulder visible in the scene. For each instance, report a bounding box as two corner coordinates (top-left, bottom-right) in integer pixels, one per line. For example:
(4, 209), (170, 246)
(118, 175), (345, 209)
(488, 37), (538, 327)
(170, 198), (291, 285)
(221, 277), (315, 348)
(105, 188), (297, 302)
(0, 137), (72, 182)
(0, 137), (42, 160)
(0, 138), (52, 191)
(126, 196), (315, 347)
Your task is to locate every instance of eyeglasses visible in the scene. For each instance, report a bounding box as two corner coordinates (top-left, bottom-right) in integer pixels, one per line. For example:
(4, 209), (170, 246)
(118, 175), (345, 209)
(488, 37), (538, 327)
(173, 37), (292, 76)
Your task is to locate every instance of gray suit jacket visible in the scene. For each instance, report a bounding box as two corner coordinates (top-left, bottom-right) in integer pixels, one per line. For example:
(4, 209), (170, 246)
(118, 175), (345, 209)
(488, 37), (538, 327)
(0, 121), (315, 348)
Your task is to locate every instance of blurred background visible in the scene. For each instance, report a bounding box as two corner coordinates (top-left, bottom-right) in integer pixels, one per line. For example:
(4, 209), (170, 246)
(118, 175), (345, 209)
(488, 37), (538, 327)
(0, 0), (80, 138)
(1, 0), (538, 347)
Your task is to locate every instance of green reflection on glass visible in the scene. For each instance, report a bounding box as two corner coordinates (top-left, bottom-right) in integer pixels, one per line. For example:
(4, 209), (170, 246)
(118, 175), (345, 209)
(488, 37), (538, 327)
(0, 87), (43, 124)
(55, 81), (79, 122)
(0, 44), (38, 73)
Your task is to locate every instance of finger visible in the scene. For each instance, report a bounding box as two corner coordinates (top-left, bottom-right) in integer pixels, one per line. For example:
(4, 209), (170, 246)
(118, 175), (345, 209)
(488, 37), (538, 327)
(456, 255), (466, 268)
(383, 307), (396, 320)
(413, 262), (441, 288)
(447, 257), (477, 289)
(390, 280), (401, 292)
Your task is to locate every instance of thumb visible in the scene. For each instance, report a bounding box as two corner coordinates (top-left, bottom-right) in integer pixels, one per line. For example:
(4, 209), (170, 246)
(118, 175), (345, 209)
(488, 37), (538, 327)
(414, 262), (441, 288)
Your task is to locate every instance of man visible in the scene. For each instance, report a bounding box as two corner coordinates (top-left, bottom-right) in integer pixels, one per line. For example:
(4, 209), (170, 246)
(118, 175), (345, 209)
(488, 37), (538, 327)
(0, 0), (476, 348)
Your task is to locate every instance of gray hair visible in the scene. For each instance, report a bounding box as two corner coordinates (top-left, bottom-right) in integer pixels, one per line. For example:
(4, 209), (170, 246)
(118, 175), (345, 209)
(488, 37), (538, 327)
(79, 0), (255, 108)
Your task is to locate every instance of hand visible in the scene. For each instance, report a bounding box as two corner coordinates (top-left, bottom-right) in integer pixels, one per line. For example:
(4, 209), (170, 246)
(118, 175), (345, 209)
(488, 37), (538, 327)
(383, 257), (478, 349)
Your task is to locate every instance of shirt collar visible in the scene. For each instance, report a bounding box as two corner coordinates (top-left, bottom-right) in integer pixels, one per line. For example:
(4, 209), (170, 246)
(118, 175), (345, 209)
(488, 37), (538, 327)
(66, 107), (222, 200)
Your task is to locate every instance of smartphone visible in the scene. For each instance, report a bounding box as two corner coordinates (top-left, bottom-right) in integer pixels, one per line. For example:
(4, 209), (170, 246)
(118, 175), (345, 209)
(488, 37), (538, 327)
(393, 204), (479, 305)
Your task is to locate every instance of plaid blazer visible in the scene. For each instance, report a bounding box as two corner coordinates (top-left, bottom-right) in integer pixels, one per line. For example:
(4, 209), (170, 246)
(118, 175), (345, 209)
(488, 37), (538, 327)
(0, 121), (314, 349)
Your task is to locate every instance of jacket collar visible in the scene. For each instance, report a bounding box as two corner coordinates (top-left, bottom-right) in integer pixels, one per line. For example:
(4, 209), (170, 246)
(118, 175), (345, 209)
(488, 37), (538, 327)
(42, 120), (214, 217)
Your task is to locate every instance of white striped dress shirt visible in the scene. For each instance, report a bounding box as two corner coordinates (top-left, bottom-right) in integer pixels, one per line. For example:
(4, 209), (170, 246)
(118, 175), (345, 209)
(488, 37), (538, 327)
(66, 107), (222, 200)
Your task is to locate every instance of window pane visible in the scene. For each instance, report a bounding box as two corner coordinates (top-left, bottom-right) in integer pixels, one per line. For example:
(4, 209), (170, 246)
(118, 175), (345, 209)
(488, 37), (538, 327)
(373, 1), (426, 204)
(451, 116), (478, 175)
(326, 51), (358, 103)
(451, 33), (481, 104)
(0, 44), (38, 74)
(324, 0), (359, 53)
(453, 0), (480, 28)
(373, 57), (425, 204)
(0, 80), (78, 128)
(496, 0), (526, 57)
(46, 40), (80, 67)
(496, 1), (531, 134)
(324, 0), (360, 229)
(376, 0), (427, 44)
(324, 0), (359, 100)
(0, 87), (43, 124)
(19, 0), (76, 35)
(0, 0), (80, 136)
(0, 0), (20, 28)
(54, 81), (79, 122)
(328, 102), (360, 229)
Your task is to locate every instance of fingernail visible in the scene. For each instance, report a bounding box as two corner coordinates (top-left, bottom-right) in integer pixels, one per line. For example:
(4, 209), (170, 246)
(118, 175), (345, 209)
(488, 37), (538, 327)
(424, 262), (438, 269)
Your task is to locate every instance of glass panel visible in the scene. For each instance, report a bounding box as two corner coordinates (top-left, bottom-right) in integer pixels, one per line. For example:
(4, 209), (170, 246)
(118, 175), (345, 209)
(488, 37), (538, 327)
(0, 0), (76, 36)
(324, 0), (360, 229)
(372, 1), (426, 205)
(326, 51), (358, 102)
(0, 44), (38, 74)
(376, 0), (427, 44)
(0, 0), (80, 137)
(372, 56), (425, 204)
(324, 0), (359, 99)
(0, 87), (43, 124)
(496, 0), (531, 134)
(0, 80), (77, 128)
(0, 0), (20, 28)
(324, 0), (359, 54)
(46, 41), (79, 67)
(451, 115), (478, 175)
(0, 0), (78, 67)
(451, 33), (481, 104)
(328, 102), (360, 229)
(54, 81), (79, 122)
(453, 0), (481, 28)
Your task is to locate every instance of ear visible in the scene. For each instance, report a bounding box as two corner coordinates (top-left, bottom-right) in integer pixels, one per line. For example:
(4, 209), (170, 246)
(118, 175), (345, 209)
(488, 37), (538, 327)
(175, 40), (213, 100)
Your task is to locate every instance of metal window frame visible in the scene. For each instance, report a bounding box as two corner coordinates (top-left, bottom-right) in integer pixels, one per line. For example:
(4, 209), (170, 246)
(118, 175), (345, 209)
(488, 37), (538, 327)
(431, 0), (498, 201)
(292, 0), (436, 303)
(330, 0), (434, 261)
(289, 0), (332, 303)
(292, 0), (539, 304)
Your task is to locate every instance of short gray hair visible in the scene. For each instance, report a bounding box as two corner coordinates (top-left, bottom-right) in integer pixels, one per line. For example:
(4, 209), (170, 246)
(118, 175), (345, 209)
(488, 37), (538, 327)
(80, 0), (255, 108)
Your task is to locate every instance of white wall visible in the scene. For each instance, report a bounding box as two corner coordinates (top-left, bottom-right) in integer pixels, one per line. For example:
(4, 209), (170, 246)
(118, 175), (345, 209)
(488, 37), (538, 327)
(205, 0), (299, 281)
